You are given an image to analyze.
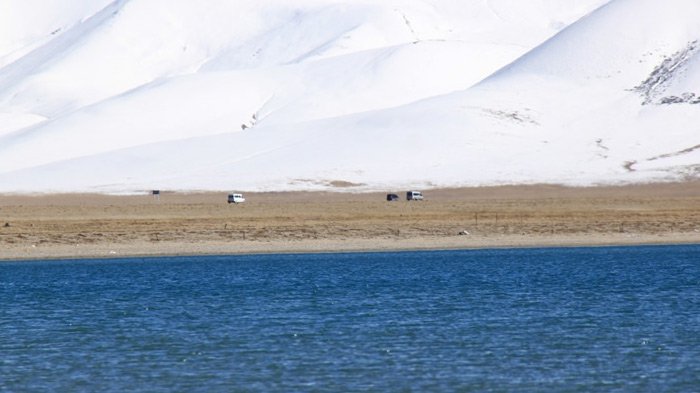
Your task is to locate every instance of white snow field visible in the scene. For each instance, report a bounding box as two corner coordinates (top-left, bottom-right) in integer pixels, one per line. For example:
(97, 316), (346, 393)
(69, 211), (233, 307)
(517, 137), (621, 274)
(0, 0), (698, 193)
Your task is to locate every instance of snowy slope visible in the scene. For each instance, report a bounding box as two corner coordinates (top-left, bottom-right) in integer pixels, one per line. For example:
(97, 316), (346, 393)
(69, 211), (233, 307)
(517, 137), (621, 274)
(461, 0), (700, 182)
(3, 0), (697, 193)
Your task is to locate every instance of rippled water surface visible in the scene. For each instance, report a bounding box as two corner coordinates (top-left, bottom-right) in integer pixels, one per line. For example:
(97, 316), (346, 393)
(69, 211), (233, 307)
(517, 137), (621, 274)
(2, 245), (700, 392)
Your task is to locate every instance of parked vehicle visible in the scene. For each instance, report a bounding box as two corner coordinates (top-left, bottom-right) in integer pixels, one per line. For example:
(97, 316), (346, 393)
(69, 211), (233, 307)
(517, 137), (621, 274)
(227, 193), (246, 203)
(386, 193), (399, 201)
(406, 190), (424, 201)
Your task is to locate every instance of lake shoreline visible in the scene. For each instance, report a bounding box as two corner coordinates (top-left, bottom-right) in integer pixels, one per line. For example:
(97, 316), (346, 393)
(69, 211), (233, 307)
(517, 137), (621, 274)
(2, 237), (699, 263)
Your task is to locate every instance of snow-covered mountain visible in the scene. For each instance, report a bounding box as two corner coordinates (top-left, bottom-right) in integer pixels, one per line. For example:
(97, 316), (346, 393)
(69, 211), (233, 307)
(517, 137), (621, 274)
(0, 0), (697, 193)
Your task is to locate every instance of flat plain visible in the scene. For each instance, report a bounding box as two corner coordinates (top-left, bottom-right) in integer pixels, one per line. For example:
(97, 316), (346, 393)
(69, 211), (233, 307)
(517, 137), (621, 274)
(1, 183), (699, 260)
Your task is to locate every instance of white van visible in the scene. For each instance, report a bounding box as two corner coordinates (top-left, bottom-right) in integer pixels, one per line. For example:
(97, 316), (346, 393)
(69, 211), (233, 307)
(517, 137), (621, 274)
(227, 193), (246, 203)
(406, 191), (424, 201)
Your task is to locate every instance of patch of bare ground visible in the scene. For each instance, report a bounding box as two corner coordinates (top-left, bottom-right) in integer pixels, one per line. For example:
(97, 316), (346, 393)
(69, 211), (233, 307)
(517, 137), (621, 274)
(1, 182), (699, 260)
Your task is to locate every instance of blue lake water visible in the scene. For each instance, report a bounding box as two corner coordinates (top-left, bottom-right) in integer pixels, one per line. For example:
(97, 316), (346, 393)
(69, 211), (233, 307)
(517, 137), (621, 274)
(1, 245), (699, 392)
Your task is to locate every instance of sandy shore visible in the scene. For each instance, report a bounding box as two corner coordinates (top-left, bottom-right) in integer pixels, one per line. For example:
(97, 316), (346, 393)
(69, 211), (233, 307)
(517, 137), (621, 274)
(1, 183), (699, 261)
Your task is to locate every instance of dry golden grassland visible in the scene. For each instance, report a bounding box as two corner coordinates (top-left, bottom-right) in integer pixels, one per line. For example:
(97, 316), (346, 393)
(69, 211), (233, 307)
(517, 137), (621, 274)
(1, 183), (699, 260)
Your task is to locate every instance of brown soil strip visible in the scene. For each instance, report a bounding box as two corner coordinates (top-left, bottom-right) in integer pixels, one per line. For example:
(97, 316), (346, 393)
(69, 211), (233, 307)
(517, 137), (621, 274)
(1, 183), (699, 261)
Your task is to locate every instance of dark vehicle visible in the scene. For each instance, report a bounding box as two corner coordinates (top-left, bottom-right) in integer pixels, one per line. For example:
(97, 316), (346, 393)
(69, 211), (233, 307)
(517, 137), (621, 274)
(386, 193), (399, 201)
